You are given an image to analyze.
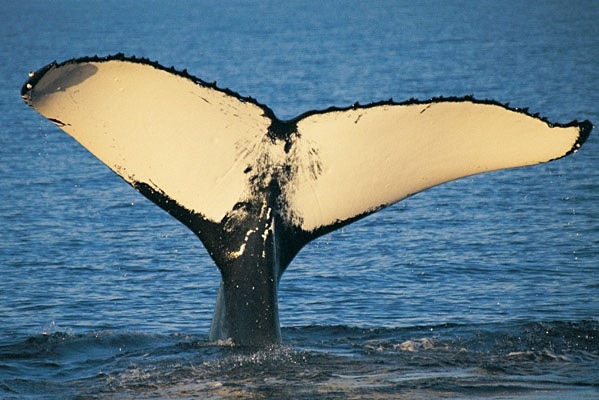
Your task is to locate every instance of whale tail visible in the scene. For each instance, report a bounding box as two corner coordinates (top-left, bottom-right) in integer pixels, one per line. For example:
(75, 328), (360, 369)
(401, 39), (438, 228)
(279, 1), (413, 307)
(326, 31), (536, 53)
(21, 54), (592, 345)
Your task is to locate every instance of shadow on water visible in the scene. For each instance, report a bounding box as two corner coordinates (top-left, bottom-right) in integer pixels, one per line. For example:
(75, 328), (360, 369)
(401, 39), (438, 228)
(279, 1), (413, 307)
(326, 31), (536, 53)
(1, 320), (597, 399)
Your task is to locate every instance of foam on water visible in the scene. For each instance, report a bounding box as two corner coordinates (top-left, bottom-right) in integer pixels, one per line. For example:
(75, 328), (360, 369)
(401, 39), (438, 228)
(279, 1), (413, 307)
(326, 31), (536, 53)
(1, 321), (597, 398)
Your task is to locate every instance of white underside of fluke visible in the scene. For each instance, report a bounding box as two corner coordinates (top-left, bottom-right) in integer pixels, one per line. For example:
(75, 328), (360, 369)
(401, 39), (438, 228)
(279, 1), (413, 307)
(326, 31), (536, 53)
(23, 56), (589, 235)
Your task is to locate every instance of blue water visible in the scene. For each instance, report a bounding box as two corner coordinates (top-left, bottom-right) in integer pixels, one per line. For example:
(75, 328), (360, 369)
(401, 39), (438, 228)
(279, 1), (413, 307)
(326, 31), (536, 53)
(1, 1), (598, 398)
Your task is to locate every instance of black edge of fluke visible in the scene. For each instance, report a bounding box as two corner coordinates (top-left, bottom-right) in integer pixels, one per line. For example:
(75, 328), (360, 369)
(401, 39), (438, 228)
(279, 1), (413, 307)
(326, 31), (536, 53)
(574, 120), (593, 151)
(549, 119), (593, 161)
(20, 53), (281, 123)
(21, 61), (57, 102)
(290, 94), (592, 132)
(21, 53), (594, 151)
(20, 53), (592, 163)
(290, 95), (593, 163)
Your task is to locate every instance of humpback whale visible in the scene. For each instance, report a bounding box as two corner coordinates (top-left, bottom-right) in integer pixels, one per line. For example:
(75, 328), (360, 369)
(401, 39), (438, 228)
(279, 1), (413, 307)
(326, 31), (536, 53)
(21, 54), (592, 346)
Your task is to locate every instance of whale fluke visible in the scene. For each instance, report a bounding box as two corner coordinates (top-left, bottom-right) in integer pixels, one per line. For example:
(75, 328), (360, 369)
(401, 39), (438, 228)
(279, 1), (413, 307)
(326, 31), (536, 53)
(21, 54), (592, 346)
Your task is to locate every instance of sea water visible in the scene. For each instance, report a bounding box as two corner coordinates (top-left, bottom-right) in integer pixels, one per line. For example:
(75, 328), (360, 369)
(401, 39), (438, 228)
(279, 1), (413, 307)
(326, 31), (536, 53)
(1, 1), (598, 398)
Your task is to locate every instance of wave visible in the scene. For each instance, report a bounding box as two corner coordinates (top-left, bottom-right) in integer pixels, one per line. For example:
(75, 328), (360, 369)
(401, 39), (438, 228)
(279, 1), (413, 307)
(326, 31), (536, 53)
(1, 320), (597, 399)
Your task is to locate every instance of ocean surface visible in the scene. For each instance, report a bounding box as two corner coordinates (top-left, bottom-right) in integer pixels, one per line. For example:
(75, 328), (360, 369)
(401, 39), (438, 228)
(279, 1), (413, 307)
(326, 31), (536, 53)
(1, 1), (598, 398)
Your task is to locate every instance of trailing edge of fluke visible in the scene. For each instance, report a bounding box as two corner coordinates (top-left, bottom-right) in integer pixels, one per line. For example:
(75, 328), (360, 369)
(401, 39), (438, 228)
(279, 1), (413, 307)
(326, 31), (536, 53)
(21, 54), (592, 346)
